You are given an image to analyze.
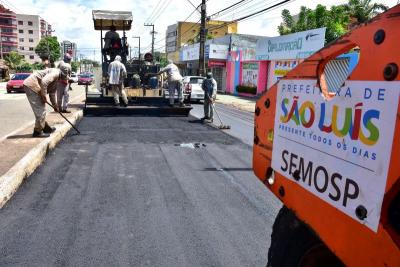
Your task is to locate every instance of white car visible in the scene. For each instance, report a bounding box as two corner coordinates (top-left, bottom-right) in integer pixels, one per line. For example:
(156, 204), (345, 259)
(183, 76), (205, 102)
(70, 72), (78, 83)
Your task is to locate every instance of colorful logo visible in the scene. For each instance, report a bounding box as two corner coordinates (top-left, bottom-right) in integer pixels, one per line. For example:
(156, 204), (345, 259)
(280, 96), (380, 146)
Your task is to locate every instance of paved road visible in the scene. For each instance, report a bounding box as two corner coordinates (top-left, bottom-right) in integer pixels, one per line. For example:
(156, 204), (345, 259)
(0, 115), (281, 266)
(190, 103), (254, 146)
(0, 83), (85, 140)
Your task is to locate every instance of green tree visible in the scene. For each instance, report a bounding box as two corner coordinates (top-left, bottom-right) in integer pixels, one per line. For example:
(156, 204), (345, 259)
(16, 62), (33, 72)
(32, 62), (45, 70)
(35, 36), (61, 64)
(278, 4), (349, 43)
(71, 61), (80, 72)
(4, 51), (24, 70)
(81, 59), (100, 68)
(342, 0), (388, 24)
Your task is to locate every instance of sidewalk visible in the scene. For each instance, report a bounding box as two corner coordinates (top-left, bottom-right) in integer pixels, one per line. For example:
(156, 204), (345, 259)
(0, 87), (85, 208)
(215, 93), (257, 113)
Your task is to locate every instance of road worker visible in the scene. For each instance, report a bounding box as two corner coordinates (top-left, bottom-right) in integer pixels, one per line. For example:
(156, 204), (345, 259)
(23, 65), (70, 137)
(57, 53), (72, 113)
(157, 59), (184, 107)
(103, 25), (121, 61)
(108, 55), (128, 107)
(202, 72), (217, 123)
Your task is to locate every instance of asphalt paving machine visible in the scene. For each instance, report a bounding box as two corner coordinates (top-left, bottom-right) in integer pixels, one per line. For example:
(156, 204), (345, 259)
(84, 10), (191, 116)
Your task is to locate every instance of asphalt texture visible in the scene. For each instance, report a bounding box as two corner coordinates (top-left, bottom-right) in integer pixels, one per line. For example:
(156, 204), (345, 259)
(0, 115), (281, 266)
(190, 103), (254, 146)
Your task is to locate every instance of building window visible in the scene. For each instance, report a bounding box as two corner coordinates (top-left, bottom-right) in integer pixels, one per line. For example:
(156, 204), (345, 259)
(28, 30), (33, 34)
(29, 47), (34, 51)
(20, 46), (24, 50)
(30, 55), (34, 59)
(19, 29), (24, 34)
(18, 21), (23, 25)
(28, 21), (33, 26)
(19, 38), (24, 42)
(29, 38), (34, 42)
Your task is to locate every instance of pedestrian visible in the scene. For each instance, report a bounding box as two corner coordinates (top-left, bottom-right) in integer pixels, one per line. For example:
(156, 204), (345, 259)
(57, 53), (72, 113)
(23, 65), (70, 137)
(157, 59), (184, 107)
(108, 55), (128, 107)
(202, 72), (217, 123)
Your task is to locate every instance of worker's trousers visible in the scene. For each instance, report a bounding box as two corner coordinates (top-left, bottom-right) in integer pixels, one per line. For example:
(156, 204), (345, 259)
(111, 84), (128, 105)
(24, 86), (46, 132)
(57, 81), (69, 111)
(168, 80), (183, 105)
(203, 97), (213, 120)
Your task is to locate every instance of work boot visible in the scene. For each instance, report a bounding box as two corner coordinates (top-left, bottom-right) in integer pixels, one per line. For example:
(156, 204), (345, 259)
(120, 102), (128, 107)
(61, 109), (71, 113)
(114, 102), (119, 107)
(43, 123), (56, 134)
(32, 130), (50, 138)
(179, 102), (185, 107)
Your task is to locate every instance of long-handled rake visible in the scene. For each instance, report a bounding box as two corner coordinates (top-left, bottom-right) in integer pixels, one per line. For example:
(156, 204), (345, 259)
(211, 101), (231, 130)
(45, 101), (81, 134)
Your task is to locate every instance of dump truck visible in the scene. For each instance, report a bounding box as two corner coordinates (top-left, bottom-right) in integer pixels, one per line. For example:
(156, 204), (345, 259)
(253, 5), (400, 266)
(85, 10), (191, 116)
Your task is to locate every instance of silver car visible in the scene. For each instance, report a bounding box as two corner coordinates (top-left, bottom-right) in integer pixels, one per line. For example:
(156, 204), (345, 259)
(183, 76), (205, 102)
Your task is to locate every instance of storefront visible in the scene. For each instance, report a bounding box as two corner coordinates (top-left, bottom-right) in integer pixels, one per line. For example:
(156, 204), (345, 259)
(226, 27), (326, 97)
(206, 44), (229, 92)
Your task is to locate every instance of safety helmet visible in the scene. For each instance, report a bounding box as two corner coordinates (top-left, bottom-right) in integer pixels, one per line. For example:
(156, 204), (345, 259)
(206, 72), (213, 79)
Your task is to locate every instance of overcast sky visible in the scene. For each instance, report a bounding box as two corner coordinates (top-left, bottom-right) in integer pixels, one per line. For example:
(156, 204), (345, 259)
(4, 0), (398, 60)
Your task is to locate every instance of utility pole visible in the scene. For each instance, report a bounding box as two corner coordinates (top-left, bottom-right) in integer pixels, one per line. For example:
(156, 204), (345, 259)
(133, 36), (141, 63)
(199, 0), (206, 76)
(144, 23), (155, 57)
(0, 30), (3, 60)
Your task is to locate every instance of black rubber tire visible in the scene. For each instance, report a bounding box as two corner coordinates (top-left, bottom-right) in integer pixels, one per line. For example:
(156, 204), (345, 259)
(267, 206), (344, 267)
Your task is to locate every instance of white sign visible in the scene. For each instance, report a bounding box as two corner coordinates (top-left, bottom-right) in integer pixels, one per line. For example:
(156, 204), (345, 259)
(256, 28), (326, 60)
(180, 43), (199, 61)
(206, 44), (229, 60)
(271, 80), (400, 232)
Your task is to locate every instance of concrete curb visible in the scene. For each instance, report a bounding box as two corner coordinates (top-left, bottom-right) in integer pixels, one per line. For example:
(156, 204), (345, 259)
(0, 110), (83, 208)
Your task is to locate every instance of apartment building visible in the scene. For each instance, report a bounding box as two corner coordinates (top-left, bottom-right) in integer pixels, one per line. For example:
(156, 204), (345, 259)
(0, 5), (18, 58)
(165, 20), (238, 61)
(16, 14), (52, 63)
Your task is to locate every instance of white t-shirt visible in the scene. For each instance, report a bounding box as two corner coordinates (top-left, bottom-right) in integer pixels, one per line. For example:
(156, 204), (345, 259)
(162, 63), (182, 82)
(108, 60), (127, 85)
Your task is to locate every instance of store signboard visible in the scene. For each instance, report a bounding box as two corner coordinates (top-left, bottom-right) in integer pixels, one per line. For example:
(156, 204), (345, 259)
(256, 28), (326, 60)
(180, 43), (200, 61)
(206, 44), (229, 60)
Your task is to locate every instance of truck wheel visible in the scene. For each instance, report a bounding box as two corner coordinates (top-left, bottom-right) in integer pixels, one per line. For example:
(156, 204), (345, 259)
(267, 206), (344, 267)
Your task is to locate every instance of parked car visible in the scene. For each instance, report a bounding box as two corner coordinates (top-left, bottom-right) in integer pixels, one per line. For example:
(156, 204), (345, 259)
(163, 80), (191, 102)
(6, 73), (31, 93)
(70, 72), (78, 83)
(78, 73), (94, 85)
(183, 76), (205, 102)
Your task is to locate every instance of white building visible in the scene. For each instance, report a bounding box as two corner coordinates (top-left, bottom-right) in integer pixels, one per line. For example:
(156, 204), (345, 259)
(16, 14), (52, 63)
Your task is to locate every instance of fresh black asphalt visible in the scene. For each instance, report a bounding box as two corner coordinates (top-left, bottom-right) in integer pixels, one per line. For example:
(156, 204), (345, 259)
(0, 115), (281, 266)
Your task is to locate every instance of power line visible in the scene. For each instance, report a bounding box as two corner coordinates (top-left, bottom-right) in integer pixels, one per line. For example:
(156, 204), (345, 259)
(184, 0), (200, 12)
(150, 0), (173, 23)
(209, 0), (249, 17)
(207, 0), (293, 31)
(217, 0), (278, 21)
(145, 0), (165, 23)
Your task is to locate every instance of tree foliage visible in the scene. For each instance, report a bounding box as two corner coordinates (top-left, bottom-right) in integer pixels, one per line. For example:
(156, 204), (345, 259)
(344, 0), (388, 23)
(278, 4), (349, 43)
(4, 51), (24, 70)
(278, 0), (387, 43)
(35, 36), (61, 64)
(16, 62), (33, 72)
(71, 61), (80, 72)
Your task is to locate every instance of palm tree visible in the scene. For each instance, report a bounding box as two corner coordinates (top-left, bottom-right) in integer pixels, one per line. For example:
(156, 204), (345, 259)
(4, 51), (24, 70)
(343, 0), (388, 24)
